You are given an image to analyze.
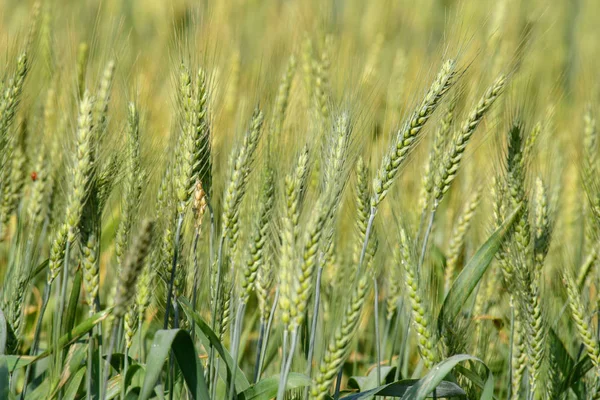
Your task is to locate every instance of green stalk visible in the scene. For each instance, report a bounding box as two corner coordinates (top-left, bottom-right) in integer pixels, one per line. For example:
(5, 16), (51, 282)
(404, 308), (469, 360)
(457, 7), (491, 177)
(208, 233), (226, 392)
(164, 215), (184, 328)
(256, 288), (279, 381)
(20, 280), (51, 400)
(228, 302), (246, 400)
(374, 277), (381, 387)
(277, 328), (298, 400)
(101, 321), (119, 400)
(122, 346), (129, 400)
(304, 266), (323, 399)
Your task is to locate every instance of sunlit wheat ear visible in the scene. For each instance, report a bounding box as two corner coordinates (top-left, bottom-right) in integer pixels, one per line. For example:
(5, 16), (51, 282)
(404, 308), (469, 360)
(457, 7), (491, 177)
(93, 59), (116, 135)
(398, 227), (438, 368)
(563, 270), (600, 374)
(511, 312), (528, 400)
(240, 168), (274, 304)
(291, 198), (330, 327)
(352, 156), (371, 266)
(533, 177), (551, 274)
(65, 91), (95, 243)
(323, 112), (352, 202)
(76, 42), (89, 99)
(0, 52), (28, 153)
(278, 148), (310, 328)
(444, 188), (481, 293)
(433, 75), (506, 205)
(271, 55), (297, 138)
(115, 103), (142, 265)
(505, 122), (532, 267)
(218, 284), (232, 341)
(582, 106), (597, 190)
(0, 137), (26, 235)
(309, 275), (369, 400)
(27, 149), (50, 227)
(221, 107), (264, 242)
(313, 36), (332, 126)
(286, 146), (310, 241)
(192, 180), (208, 230)
(135, 254), (157, 334)
(526, 281), (545, 398)
(82, 232), (99, 315)
(174, 66), (210, 215)
(113, 220), (155, 320)
(419, 99), (456, 214)
(48, 92), (95, 283)
(255, 253), (274, 321)
(522, 121), (541, 162)
(372, 59), (456, 208)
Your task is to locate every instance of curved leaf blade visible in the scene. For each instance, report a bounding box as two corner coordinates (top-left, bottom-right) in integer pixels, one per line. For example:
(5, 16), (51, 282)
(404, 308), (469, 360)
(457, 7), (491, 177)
(139, 329), (209, 400)
(400, 355), (493, 400)
(239, 372), (311, 400)
(36, 308), (111, 360)
(342, 379), (465, 399)
(179, 297), (250, 392)
(438, 206), (521, 332)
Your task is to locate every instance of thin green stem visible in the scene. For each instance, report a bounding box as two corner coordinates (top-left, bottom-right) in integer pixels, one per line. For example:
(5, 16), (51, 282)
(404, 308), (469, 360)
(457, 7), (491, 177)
(374, 277), (381, 387)
(101, 321), (119, 400)
(419, 203), (437, 274)
(228, 301), (246, 400)
(257, 288), (279, 381)
(277, 329), (297, 400)
(20, 280), (52, 400)
(304, 266), (323, 399)
(164, 215), (184, 329)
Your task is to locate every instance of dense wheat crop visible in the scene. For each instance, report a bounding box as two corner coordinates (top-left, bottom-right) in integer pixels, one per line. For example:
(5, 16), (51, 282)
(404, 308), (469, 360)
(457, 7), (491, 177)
(1, 0), (600, 399)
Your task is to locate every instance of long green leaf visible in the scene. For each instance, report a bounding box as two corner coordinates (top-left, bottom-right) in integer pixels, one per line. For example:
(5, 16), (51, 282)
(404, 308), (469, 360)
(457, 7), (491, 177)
(0, 355), (37, 371)
(438, 206), (521, 332)
(50, 344), (87, 398)
(0, 308), (112, 373)
(179, 297), (250, 392)
(62, 367), (86, 400)
(36, 308), (111, 360)
(348, 366), (396, 392)
(453, 365), (498, 400)
(342, 380), (465, 400)
(238, 373), (311, 400)
(64, 267), (83, 335)
(401, 355), (493, 400)
(139, 329), (209, 400)
(31, 259), (49, 279)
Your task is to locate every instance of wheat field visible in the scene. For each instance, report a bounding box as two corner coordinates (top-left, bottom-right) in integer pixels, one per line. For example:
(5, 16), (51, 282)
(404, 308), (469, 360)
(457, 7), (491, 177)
(0, 0), (599, 399)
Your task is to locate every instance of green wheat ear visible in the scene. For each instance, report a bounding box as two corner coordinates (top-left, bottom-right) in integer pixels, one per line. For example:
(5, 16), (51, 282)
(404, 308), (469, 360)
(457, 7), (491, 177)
(372, 59), (456, 208)
(113, 220), (155, 319)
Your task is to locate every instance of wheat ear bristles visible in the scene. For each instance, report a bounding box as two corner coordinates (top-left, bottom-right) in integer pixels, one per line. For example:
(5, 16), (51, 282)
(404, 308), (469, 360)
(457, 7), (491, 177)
(433, 75), (506, 204)
(271, 55), (297, 138)
(115, 103), (143, 265)
(240, 168), (275, 304)
(563, 270), (600, 373)
(399, 227), (439, 368)
(372, 59), (456, 207)
(309, 275), (369, 400)
(444, 188), (481, 293)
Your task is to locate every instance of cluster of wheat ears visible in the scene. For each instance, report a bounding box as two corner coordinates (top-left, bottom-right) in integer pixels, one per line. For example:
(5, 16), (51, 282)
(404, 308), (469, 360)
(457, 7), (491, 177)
(1, 0), (600, 399)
